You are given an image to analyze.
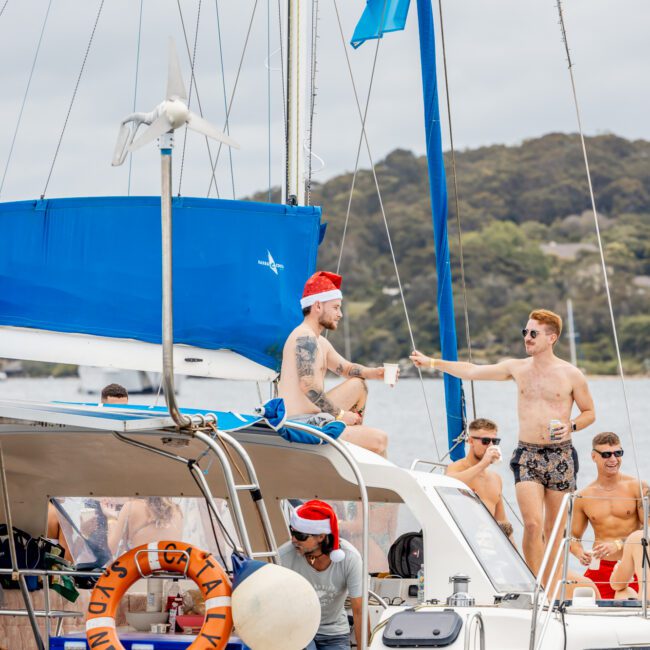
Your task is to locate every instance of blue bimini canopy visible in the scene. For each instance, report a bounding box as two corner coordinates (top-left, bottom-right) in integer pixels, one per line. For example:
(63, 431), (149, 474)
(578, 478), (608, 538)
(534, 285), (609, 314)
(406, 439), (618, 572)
(0, 196), (323, 373)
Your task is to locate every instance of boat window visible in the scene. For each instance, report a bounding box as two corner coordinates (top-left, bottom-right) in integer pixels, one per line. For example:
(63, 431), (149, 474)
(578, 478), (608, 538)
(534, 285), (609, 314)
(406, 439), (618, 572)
(437, 487), (534, 593)
(50, 496), (237, 569)
(283, 500), (418, 574)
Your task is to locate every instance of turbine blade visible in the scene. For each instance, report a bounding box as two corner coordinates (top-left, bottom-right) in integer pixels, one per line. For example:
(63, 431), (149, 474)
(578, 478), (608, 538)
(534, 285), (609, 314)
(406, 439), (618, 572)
(128, 114), (174, 152)
(112, 123), (132, 166)
(166, 38), (187, 102)
(186, 112), (240, 149)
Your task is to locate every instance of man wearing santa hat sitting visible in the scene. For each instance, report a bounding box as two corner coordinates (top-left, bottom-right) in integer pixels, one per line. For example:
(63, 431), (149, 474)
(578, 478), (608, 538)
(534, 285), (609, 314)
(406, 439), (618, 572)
(280, 499), (365, 650)
(278, 271), (390, 455)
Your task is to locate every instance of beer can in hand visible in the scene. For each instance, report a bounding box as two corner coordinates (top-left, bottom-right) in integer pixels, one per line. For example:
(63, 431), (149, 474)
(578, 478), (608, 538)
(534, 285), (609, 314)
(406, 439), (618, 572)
(549, 419), (563, 442)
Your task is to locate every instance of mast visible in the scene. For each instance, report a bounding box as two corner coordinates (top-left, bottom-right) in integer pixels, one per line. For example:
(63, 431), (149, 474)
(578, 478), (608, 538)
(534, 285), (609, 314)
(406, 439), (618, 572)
(567, 298), (578, 366)
(284, 0), (307, 205)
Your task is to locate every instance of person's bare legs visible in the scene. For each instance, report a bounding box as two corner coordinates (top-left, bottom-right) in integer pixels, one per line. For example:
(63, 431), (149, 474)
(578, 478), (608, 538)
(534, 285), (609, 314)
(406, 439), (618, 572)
(326, 378), (368, 420)
(340, 425), (388, 456)
(564, 570), (601, 599)
(543, 488), (569, 593)
(326, 378), (387, 455)
(515, 481), (546, 574)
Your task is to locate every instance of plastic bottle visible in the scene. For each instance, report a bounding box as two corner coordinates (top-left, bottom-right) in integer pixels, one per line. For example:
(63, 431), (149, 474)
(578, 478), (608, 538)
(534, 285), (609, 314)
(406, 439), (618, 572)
(166, 581), (184, 634)
(417, 564), (425, 604)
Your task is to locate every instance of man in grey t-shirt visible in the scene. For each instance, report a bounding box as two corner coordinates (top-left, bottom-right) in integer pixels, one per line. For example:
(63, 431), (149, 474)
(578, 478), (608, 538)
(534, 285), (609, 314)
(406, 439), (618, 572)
(280, 500), (364, 650)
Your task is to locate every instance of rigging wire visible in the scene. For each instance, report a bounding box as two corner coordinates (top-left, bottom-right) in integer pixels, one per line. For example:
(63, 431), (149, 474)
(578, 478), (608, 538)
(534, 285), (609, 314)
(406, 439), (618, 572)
(41, 0), (105, 199)
(436, 0), (476, 420)
(555, 0), (643, 492)
(176, 0), (222, 198)
(332, 0), (441, 460)
(267, 0), (272, 201)
(0, 1), (8, 19)
(206, 0), (260, 197)
(215, 0), (236, 198)
(178, 0), (203, 195)
(306, 0), (320, 204)
(127, 0), (144, 196)
(0, 0), (52, 198)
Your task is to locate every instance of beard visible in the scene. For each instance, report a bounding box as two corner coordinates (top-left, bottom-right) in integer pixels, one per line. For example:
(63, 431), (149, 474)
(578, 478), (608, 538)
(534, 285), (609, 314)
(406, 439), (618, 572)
(319, 316), (338, 330)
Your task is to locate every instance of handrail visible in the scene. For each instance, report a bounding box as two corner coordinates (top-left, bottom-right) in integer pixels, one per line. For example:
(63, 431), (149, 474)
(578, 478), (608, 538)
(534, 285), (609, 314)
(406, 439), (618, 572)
(530, 491), (650, 649)
(643, 495), (648, 619)
(410, 458), (447, 472)
(529, 492), (570, 650)
(0, 444), (44, 649)
(464, 611), (485, 650)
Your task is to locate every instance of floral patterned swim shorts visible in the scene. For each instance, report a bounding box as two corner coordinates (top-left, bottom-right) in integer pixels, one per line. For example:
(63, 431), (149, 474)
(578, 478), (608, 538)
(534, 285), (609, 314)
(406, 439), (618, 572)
(509, 440), (578, 492)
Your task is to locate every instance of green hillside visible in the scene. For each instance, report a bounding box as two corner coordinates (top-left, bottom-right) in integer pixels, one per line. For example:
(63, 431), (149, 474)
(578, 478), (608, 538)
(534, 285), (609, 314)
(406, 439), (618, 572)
(269, 133), (650, 374)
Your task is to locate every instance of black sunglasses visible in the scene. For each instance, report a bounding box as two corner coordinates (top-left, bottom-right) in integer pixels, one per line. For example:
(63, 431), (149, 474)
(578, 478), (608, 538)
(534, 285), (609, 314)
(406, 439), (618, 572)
(470, 436), (501, 446)
(289, 527), (313, 542)
(593, 448), (624, 459)
(522, 328), (545, 339)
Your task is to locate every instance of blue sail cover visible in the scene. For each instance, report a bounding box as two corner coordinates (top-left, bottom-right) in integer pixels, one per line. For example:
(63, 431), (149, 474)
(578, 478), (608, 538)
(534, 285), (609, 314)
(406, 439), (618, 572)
(351, 0), (411, 49)
(416, 0), (466, 459)
(0, 196), (323, 371)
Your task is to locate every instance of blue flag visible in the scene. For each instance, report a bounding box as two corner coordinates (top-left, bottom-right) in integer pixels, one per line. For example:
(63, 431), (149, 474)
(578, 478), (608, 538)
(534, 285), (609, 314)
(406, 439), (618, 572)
(351, 0), (411, 49)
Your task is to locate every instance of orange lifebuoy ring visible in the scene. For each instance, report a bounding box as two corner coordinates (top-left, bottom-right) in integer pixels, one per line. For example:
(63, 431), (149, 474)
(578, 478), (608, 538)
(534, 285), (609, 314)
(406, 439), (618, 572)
(86, 540), (233, 650)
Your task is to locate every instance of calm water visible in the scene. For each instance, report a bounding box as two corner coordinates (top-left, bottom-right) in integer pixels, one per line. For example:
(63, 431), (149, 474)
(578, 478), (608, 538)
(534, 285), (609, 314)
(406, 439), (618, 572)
(1, 374), (647, 538)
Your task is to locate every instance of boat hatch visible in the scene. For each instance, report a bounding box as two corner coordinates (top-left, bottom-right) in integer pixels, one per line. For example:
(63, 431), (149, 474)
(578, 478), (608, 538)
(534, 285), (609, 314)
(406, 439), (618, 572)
(437, 487), (534, 593)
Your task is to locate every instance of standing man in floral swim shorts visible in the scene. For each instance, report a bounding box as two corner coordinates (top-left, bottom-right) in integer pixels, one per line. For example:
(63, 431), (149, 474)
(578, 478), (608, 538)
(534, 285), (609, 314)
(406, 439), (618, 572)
(411, 309), (595, 576)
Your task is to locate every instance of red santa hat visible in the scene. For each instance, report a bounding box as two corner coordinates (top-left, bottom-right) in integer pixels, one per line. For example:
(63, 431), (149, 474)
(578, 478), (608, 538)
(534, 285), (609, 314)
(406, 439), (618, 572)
(290, 499), (345, 562)
(300, 271), (343, 310)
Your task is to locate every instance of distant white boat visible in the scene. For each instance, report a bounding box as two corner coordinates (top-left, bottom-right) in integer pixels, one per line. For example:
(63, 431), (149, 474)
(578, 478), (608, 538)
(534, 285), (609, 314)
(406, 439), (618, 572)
(0, 371), (7, 381)
(78, 366), (182, 395)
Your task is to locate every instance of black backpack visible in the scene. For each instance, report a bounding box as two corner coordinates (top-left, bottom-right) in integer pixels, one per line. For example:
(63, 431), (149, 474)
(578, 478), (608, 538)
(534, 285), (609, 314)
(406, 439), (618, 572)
(387, 531), (424, 578)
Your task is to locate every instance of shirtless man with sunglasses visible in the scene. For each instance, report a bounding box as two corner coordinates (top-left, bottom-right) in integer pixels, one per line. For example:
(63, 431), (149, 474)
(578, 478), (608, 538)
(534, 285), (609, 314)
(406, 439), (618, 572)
(446, 418), (512, 538)
(569, 431), (649, 599)
(411, 308), (595, 577)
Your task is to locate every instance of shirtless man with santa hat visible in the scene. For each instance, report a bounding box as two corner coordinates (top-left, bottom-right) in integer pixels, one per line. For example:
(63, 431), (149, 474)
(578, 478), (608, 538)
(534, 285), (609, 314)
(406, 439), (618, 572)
(278, 271), (389, 455)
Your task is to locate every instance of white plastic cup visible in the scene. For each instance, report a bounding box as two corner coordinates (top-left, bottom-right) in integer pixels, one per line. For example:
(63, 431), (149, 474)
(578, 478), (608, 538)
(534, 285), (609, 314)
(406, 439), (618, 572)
(491, 445), (502, 464)
(589, 555), (600, 571)
(383, 363), (399, 387)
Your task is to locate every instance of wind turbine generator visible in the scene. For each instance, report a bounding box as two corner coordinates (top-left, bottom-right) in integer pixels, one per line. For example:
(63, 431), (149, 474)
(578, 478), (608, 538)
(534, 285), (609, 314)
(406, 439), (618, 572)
(112, 38), (239, 427)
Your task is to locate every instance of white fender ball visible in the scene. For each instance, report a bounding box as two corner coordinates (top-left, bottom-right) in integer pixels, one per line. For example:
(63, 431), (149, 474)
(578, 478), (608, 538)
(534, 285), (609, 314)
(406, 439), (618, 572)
(232, 562), (321, 650)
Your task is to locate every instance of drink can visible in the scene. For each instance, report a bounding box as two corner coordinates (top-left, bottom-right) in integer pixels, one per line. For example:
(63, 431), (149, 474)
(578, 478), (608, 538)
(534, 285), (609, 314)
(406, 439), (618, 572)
(549, 419), (563, 441)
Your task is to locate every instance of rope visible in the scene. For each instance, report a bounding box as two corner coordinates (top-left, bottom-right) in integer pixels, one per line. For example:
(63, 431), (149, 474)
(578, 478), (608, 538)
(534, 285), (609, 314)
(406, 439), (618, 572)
(436, 0), (476, 420)
(0, 1), (8, 19)
(214, 0), (236, 198)
(306, 0), (320, 204)
(556, 0), (643, 494)
(0, 0), (52, 198)
(332, 0), (441, 460)
(176, 0), (222, 199)
(178, 0), (202, 195)
(41, 0), (105, 199)
(127, 0), (144, 196)
(206, 0), (260, 198)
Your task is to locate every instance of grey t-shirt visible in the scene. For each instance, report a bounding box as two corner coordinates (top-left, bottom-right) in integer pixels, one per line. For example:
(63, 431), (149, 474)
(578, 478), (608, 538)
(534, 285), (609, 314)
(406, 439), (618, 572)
(279, 538), (362, 636)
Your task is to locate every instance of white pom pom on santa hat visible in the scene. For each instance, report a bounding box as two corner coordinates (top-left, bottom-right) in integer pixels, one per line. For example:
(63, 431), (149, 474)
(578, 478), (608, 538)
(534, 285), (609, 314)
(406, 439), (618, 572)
(300, 271), (343, 309)
(290, 499), (345, 562)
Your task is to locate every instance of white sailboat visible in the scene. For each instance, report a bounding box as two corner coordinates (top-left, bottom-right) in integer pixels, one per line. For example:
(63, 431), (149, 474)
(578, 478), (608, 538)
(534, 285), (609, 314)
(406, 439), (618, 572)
(0, 2), (647, 650)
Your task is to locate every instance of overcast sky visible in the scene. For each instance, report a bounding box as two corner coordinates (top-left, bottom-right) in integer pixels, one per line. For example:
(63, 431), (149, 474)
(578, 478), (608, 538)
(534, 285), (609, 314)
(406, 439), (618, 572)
(0, 0), (648, 202)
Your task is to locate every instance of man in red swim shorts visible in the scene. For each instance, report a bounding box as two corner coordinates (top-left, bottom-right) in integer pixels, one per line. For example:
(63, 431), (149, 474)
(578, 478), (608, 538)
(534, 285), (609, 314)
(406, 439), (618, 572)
(569, 432), (647, 598)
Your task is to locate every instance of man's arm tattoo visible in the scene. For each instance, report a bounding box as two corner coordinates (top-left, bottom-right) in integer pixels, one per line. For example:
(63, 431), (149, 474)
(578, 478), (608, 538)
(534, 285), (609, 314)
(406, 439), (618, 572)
(306, 390), (338, 416)
(295, 336), (318, 378)
(334, 363), (345, 376)
(348, 364), (364, 378)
